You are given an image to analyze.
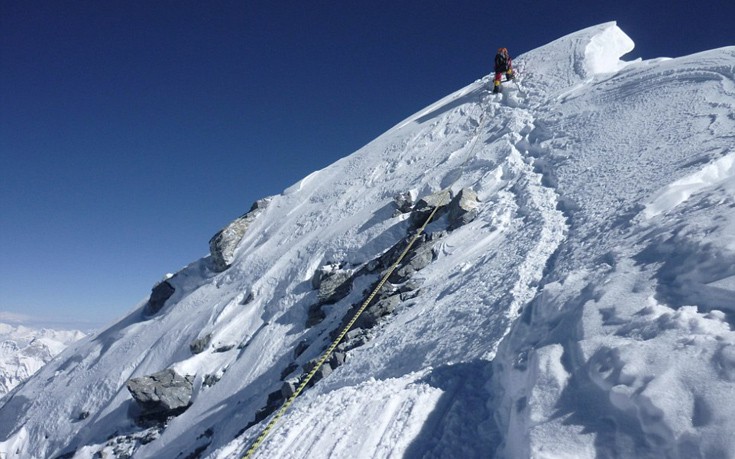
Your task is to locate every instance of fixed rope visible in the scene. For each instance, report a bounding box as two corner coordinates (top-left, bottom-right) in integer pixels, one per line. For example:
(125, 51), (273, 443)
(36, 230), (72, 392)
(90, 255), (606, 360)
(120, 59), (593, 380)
(243, 79), (493, 458)
(242, 201), (445, 459)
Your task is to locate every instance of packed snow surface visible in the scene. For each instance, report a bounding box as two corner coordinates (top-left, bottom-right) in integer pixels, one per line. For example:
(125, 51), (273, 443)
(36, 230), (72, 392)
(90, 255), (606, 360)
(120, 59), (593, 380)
(1, 22), (734, 459)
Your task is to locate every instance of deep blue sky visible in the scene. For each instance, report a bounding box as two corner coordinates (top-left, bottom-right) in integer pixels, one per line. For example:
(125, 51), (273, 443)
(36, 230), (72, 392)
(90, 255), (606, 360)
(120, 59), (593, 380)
(1, 1), (733, 329)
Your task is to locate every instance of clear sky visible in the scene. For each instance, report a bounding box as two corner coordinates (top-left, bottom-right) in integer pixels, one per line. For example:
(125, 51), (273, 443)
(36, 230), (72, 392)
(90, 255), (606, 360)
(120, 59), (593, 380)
(1, 0), (733, 329)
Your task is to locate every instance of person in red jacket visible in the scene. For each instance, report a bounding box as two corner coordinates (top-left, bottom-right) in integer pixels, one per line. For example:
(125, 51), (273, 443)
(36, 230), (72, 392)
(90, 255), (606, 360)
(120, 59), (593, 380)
(493, 47), (515, 93)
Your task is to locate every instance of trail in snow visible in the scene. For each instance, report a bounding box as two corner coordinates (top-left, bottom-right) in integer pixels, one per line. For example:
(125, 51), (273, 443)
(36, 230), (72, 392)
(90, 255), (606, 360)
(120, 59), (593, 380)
(491, 28), (735, 459)
(235, 72), (571, 459)
(2, 22), (735, 459)
(488, 78), (568, 347)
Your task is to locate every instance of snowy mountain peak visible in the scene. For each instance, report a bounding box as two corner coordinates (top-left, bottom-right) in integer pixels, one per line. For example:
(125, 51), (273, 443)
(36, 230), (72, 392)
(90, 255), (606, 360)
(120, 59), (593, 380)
(0, 323), (86, 398)
(2, 22), (734, 459)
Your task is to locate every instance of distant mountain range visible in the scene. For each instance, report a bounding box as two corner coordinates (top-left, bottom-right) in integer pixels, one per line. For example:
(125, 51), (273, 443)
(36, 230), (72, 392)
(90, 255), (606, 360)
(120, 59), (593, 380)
(0, 322), (86, 397)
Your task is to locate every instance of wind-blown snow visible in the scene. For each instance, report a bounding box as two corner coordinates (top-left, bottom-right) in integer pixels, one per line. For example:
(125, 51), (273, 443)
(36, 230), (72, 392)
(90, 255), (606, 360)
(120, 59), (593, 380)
(584, 25), (635, 75)
(1, 22), (734, 459)
(644, 152), (735, 219)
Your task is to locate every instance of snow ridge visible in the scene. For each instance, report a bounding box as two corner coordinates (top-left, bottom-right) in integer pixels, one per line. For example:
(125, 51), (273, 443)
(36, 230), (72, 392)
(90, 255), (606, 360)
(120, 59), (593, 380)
(494, 97), (568, 336)
(2, 22), (735, 459)
(491, 24), (735, 459)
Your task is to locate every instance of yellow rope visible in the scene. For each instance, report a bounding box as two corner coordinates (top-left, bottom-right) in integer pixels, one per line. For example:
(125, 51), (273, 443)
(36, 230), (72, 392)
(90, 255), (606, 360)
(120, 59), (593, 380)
(244, 87), (489, 457)
(242, 200), (445, 459)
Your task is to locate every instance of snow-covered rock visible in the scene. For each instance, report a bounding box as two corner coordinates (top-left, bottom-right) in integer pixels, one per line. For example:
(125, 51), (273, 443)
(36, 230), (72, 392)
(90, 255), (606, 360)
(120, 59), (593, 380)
(209, 197), (272, 272)
(1, 21), (734, 459)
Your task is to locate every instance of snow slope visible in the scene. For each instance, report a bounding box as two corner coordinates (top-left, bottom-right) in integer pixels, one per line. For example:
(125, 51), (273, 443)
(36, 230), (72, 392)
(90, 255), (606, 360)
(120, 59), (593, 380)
(0, 323), (86, 398)
(1, 22), (734, 459)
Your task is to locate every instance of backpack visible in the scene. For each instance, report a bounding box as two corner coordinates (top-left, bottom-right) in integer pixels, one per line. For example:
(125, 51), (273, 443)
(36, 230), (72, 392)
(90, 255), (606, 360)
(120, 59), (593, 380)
(495, 53), (508, 72)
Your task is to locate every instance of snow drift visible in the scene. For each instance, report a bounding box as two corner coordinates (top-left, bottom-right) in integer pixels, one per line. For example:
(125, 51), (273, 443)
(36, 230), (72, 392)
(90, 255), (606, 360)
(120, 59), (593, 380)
(1, 22), (734, 459)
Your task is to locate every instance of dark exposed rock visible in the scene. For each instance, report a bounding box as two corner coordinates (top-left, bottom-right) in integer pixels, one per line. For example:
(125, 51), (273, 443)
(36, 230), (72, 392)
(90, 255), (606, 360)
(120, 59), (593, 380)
(372, 226), (439, 285)
(405, 238), (435, 271)
(209, 198), (271, 272)
(250, 388), (284, 429)
(427, 230), (448, 241)
(399, 279), (424, 293)
(126, 369), (193, 417)
(308, 265), (357, 322)
(298, 350), (348, 392)
(281, 379), (298, 399)
(304, 357), (333, 385)
(249, 409), (270, 428)
(365, 258), (382, 272)
(214, 344), (235, 353)
(329, 305), (360, 341)
(378, 282), (399, 296)
(393, 190), (418, 214)
(266, 389), (283, 405)
(400, 290), (421, 301)
(302, 358), (320, 374)
(375, 240), (409, 272)
(306, 303), (326, 327)
(345, 328), (369, 343)
(355, 294), (402, 330)
(145, 279), (175, 315)
(336, 330), (369, 353)
(316, 267), (355, 305)
(203, 374), (221, 388)
(239, 290), (254, 305)
(312, 363), (332, 383)
(190, 334), (212, 355)
(389, 236), (435, 283)
(182, 443), (210, 459)
(294, 340), (310, 358)
(280, 362), (299, 380)
(311, 263), (340, 289)
(329, 350), (346, 368)
(411, 189), (452, 226)
(448, 187), (480, 229)
(140, 429), (160, 445)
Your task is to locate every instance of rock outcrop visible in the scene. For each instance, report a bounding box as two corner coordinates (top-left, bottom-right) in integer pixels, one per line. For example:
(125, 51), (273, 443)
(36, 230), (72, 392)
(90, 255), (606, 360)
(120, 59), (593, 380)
(314, 265), (355, 305)
(126, 369), (193, 418)
(144, 278), (175, 316)
(393, 189), (418, 215)
(448, 187), (480, 229)
(189, 334), (212, 355)
(244, 187), (479, 435)
(411, 188), (452, 225)
(209, 197), (271, 272)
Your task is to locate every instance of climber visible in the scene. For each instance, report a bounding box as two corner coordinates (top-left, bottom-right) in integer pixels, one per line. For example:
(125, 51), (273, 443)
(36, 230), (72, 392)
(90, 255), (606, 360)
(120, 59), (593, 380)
(493, 47), (515, 93)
